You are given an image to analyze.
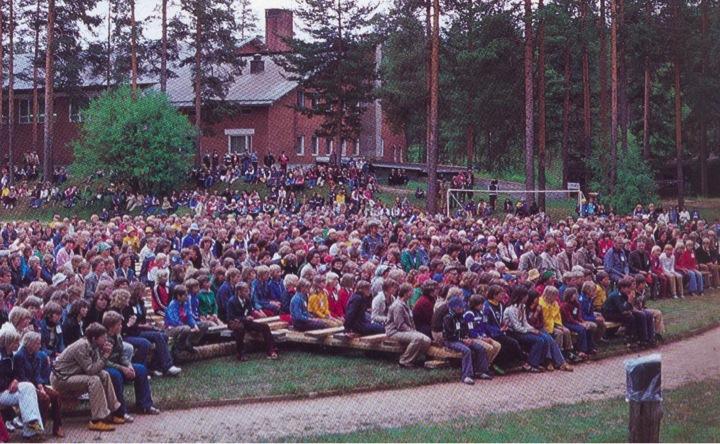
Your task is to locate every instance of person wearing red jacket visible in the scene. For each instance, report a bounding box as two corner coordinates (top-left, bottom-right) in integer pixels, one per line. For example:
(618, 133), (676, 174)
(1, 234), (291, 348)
(336, 274), (355, 318)
(674, 241), (704, 295)
(411, 281), (437, 339)
(560, 288), (594, 356)
(649, 246), (670, 298)
(325, 273), (345, 319)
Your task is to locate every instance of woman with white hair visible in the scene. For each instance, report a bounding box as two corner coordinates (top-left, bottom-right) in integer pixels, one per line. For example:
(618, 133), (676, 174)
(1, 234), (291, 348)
(0, 328), (44, 438)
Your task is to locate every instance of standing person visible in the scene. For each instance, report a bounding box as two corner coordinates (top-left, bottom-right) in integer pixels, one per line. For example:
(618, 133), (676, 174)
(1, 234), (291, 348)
(385, 283), (431, 369)
(50, 323), (121, 432)
(0, 329), (45, 438)
(102, 311), (160, 421)
(226, 282), (278, 361)
(443, 297), (492, 385)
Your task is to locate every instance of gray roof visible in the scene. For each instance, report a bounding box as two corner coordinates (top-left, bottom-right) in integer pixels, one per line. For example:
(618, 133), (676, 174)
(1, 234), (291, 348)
(6, 43), (298, 107)
(157, 54), (297, 106)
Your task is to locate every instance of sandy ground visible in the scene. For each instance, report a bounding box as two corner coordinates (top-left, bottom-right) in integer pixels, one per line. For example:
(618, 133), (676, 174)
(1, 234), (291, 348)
(49, 326), (720, 442)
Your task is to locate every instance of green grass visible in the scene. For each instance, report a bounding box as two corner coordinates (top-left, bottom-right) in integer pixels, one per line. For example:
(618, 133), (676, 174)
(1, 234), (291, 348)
(303, 377), (720, 442)
(117, 291), (720, 410)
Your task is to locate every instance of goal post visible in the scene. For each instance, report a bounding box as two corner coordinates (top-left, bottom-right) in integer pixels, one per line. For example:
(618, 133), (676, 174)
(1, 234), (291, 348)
(445, 187), (585, 218)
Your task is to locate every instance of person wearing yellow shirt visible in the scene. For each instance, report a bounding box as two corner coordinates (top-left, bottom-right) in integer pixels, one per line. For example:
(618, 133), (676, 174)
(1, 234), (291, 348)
(593, 271), (611, 311)
(539, 285), (580, 363)
(307, 276), (342, 327)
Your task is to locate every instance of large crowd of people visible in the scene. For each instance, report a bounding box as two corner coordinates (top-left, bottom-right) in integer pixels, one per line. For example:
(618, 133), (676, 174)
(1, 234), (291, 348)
(0, 157), (717, 438)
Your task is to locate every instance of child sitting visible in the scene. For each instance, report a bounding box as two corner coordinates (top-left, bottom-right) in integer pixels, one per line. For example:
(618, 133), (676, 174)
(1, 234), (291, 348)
(443, 297), (492, 385)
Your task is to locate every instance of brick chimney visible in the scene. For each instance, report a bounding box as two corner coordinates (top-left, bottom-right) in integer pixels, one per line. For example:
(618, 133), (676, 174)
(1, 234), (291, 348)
(265, 9), (293, 53)
(250, 54), (265, 74)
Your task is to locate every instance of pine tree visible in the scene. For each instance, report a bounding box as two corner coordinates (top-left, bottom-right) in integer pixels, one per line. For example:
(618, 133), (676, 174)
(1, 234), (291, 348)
(236, 0), (257, 39)
(523, 0), (535, 202)
(277, 0), (379, 166)
(537, 0), (547, 210)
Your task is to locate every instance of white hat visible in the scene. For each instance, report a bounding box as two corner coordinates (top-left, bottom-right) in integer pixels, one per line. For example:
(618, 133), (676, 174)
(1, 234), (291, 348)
(52, 273), (67, 287)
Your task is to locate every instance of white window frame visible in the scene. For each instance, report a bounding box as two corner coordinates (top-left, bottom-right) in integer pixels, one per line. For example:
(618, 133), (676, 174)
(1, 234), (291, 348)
(69, 98), (88, 123)
(297, 90), (305, 109)
(311, 136), (319, 156)
(380, 138), (385, 157)
(296, 135), (305, 156)
(19, 98), (45, 124)
(354, 139), (360, 156)
(341, 140), (347, 157)
(225, 128), (255, 154)
(325, 138), (333, 156)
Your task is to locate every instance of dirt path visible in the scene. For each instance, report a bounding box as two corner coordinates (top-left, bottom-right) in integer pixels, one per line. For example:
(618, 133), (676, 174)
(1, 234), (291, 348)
(57, 327), (720, 442)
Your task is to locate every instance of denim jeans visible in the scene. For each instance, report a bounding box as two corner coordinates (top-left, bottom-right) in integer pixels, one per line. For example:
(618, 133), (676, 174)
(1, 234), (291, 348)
(124, 336), (151, 365)
(445, 340), (489, 379)
(511, 332), (548, 368)
(106, 364), (153, 415)
(138, 330), (174, 372)
(565, 323), (595, 353)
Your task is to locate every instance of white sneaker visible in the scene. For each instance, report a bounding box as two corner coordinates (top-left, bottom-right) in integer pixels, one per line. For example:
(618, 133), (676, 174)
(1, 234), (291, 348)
(5, 420), (15, 432)
(165, 366), (182, 376)
(78, 393), (90, 401)
(152, 370), (163, 377)
(462, 377), (475, 385)
(12, 417), (23, 428)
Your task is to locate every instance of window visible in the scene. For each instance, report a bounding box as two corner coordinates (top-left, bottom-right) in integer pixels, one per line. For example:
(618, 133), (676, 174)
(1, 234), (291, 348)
(69, 97), (89, 123)
(341, 140), (347, 157)
(19, 99), (45, 124)
(325, 138), (333, 155)
(296, 90), (305, 109)
(354, 139), (360, 156)
(311, 94), (320, 109)
(228, 135), (253, 153)
(380, 138), (385, 157)
(296, 136), (305, 156)
(311, 136), (319, 156)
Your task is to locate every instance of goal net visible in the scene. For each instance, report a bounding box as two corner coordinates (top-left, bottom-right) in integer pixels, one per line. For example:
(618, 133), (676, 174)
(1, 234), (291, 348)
(445, 187), (585, 218)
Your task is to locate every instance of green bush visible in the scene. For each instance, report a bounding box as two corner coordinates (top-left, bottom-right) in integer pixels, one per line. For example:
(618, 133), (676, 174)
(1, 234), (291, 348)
(591, 134), (657, 215)
(71, 86), (196, 195)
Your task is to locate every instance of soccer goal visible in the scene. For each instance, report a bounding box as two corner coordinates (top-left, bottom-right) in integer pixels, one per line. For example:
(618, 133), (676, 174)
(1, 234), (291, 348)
(445, 187), (585, 218)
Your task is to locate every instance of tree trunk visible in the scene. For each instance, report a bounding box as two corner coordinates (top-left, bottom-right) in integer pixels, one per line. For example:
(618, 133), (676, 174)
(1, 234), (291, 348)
(699, 0), (708, 195)
(598, 0), (609, 156)
(465, 124), (474, 168)
(107, 0), (112, 89)
(130, 0), (138, 98)
(537, 0), (546, 211)
(581, 0), (592, 186)
(43, 0), (55, 180)
(32, 0), (41, 155)
(610, 0), (618, 192)
(160, 0), (168, 92)
(561, 46), (571, 189)
(0, 3), (4, 173)
(618, 0), (628, 153)
(425, 0), (431, 166)
(674, 60), (683, 209)
(194, 7), (203, 165)
(523, 0), (535, 203)
(8, 0), (15, 184)
(642, 59), (651, 159)
(426, 0), (440, 214)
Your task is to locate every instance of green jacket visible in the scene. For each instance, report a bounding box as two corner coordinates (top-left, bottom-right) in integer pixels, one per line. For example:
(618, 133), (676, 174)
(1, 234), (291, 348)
(198, 290), (218, 316)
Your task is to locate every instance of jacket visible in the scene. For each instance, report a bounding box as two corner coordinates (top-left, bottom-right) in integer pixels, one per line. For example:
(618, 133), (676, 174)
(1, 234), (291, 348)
(290, 292), (312, 323)
(577, 292), (597, 322)
(215, 281), (235, 322)
(518, 251), (541, 272)
(560, 300), (583, 326)
(164, 299), (197, 328)
(503, 304), (534, 334)
(412, 295), (434, 333)
(343, 293), (371, 333)
(152, 283), (171, 314)
(400, 249), (422, 272)
(442, 311), (469, 342)
(629, 250), (651, 274)
(0, 350), (14, 392)
(115, 267), (137, 283)
(603, 248), (629, 281)
(51, 338), (107, 380)
(122, 302), (147, 337)
(308, 291), (331, 319)
(40, 318), (65, 357)
(602, 290), (633, 317)
(385, 298), (415, 337)
(106, 333), (131, 369)
(251, 278), (274, 311)
(226, 295), (252, 322)
(198, 290), (218, 316)
(463, 309), (493, 338)
(61, 316), (84, 347)
(538, 297), (563, 332)
(13, 346), (42, 385)
(482, 300), (505, 338)
(268, 278), (289, 313)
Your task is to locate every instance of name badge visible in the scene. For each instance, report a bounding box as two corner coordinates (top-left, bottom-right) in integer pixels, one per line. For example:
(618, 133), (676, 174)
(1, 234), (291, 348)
(55, 325), (62, 334)
(455, 322), (461, 330)
(134, 306), (141, 315)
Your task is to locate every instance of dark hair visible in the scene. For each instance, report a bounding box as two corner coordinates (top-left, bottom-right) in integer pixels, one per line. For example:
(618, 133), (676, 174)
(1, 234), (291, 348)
(68, 299), (89, 318)
(172, 284), (188, 299)
(509, 286), (529, 306)
(486, 284), (504, 301)
(84, 322), (107, 341)
(618, 276), (634, 290)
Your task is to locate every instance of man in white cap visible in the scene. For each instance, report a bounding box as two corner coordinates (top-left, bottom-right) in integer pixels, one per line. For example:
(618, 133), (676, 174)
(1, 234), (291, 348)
(181, 223), (201, 249)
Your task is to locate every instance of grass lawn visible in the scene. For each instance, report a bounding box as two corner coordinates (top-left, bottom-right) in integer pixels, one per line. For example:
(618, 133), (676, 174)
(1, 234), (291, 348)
(304, 377), (720, 442)
(119, 291), (720, 410)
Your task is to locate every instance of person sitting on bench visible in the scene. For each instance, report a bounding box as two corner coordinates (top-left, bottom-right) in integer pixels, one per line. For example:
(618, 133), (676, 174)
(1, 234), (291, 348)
(227, 282), (278, 361)
(602, 276), (656, 347)
(344, 281), (384, 336)
(290, 279), (327, 332)
(386, 283), (431, 368)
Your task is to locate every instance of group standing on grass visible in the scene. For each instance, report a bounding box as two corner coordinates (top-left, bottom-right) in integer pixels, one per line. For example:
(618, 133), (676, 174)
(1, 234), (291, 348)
(0, 157), (715, 438)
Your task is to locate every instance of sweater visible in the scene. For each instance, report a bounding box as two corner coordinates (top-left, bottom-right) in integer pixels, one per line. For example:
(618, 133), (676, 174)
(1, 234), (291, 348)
(308, 291), (331, 319)
(538, 297), (563, 332)
(503, 304), (534, 334)
(164, 299), (196, 328)
(463, 309), (493, 338)
(197, 290), (218, 316)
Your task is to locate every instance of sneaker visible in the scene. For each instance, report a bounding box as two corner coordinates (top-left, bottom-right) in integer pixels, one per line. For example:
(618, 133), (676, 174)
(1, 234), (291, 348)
(476, 373), (493, 380)
(88, 421), (115, 432)
(13, 417), (23, 429)
(123, 414), (135, 423)
(492, 364), (506, 375)
(141, 406), (161, 415)
(165, 366), (182, 376)
(462, 377), (475, 385)
(152, 370), (163, 377)
(5, 420), (15, 433)
(78, 393), (90, 401)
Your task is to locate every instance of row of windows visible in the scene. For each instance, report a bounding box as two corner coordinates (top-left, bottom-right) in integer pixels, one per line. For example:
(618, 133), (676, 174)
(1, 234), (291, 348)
(1, 98), (87, 124)
(294, 136), (360, 157)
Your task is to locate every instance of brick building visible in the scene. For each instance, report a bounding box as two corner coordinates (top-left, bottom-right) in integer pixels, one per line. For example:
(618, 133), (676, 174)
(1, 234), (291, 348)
(1, 8), (405, 168)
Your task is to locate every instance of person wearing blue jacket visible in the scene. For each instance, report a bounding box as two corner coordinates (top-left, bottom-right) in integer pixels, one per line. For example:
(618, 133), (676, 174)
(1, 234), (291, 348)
(289, 279), (326, 332)
(226, 282), (277, 361)
(578, 281), (607, 342)
(268, 265), (290, 313)
(164, 285), (205, 357)
(443, 297), (491, 385)
(343, 281), (384, 335)
(482, 285), (527, 372)
(463, 295), (502, 366)
(216, 268), (241, 322)
(603, 237), (629, 284)
(40, 302), (65, 360)
(251, 266), (280, 315)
